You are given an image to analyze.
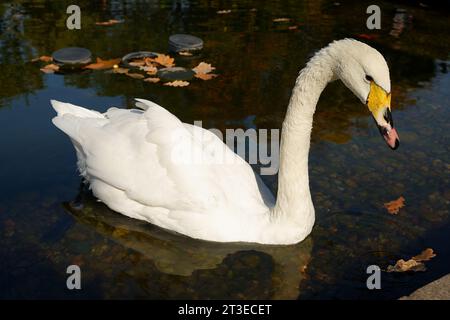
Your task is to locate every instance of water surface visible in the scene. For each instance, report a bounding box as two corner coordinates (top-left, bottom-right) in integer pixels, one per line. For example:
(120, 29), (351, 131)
(0, 0), (449, 299)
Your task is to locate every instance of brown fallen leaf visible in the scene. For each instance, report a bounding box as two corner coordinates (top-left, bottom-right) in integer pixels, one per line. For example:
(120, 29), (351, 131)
(387, 259), (426, 273)
(140, 65), (158, 75)
(164, 80), (189, 87)
(152, 54), (175, 68)
(384, 196), (405, 214)
(84, 57), (121, 70)
(126, 73), (145, 79)
(129, 60), (146, 67)
(32, 55), (53, 63)
(194, 73), (218, 81)
(178, 51), (193, 56)
(144, 57), (157, 66)
(113, 67), (129, 74)
(412, 248), (436, 262)
(40, 63), (60, 74)
(144, 77), (160, 83)
(95, 19), (123, 26)
(217, 10), (232, 14)
(273, 18), (291, 22)
(387, 248), (436, 273)
(192, 62), (215, 74)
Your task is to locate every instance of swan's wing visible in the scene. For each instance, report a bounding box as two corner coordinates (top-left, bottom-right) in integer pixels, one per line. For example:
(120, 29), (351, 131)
(135, 98), (273, 214)
(51, 99), (272, 224)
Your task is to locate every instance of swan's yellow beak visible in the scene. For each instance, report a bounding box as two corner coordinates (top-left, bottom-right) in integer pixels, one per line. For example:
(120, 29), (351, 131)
(367, 82), (399, 150)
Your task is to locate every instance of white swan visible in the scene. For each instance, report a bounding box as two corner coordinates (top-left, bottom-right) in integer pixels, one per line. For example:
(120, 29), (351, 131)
(51, 39), (399, 245)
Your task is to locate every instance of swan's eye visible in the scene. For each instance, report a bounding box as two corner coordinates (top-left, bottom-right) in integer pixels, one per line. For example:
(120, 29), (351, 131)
(365, 75), (373, 82)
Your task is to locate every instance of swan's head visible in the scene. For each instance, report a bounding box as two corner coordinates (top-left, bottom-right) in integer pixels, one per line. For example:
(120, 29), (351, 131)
(328, 39), (399, 150)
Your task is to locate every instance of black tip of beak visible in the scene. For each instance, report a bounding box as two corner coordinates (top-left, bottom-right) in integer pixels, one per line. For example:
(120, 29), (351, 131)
(390, 139), (400, 150)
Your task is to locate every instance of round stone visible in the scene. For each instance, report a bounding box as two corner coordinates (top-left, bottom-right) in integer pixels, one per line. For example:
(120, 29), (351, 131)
(157, 67), (195, 81)
(169, 34), (203, 53)
(121, 51), (158, 68)
(52, 47), (92, 65)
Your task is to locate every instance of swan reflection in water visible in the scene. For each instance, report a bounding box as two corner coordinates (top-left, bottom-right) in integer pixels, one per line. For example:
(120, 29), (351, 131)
(62, 187), (313, 299)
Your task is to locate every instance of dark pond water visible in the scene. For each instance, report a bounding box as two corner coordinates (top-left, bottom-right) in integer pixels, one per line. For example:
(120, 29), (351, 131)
(0, 0), (449, 299)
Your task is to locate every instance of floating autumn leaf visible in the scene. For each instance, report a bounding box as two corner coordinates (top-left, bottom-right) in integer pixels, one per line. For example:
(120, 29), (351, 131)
(144, 77), (160, 83)
(32, 55), (53, 63)
(178, 51), (193, 56)
(412, 248), (436, 262)
(387, 259), (426, 273)
(386, 248), (436, 273)
(84, 57), (121, 70)
(144, 57), (156, 66)
(194, 73), (218, 81)
(140, 65), (158, 75)
(164, 80), (189, 87)
(384, 196), (405, 214)
(95, 19), (123, 26)
(153, 54), (175, 68)
(192, 62), (215, 74)
(273, 18), (291, 22)
(40, 63), (60, 74)
(217, 10), (232, 14)
(126, 73), (145, 79)
(129, 60), (146, 67)
(113, 67), (129, 74)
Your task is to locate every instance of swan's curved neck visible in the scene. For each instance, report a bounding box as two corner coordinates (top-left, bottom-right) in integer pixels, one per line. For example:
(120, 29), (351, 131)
(271, 52), (334, 226)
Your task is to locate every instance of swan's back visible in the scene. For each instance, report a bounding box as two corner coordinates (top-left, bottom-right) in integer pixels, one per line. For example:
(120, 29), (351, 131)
(51, 99), (274, 242)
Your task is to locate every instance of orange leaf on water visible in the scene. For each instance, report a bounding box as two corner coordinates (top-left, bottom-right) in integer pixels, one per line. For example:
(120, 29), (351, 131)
(192, 62), (215, 74)
(129, 60), (146, 67)
(387, 259), (425, 273)
(194, 73), (218, 80)
(412, 248), (436, 262)
(40, 63), (60, 74)
(143, 57), (156, 66)
(126, 73), (145, 79)
(178, 51), (193, 56)
(113, 67), (129, 74)
(84, 57), (121, 70)
(144, 77), (160, 83)
(32, 55), (53, 63)
(164, 80), (189, 87)
(95, 19), (123, 26)
(383, 196), (405, 214)
(387, 248), (436, 273)
(152, 54), (175, 68)
(273, 18), (291, 22)
(140, 65), (158, 75)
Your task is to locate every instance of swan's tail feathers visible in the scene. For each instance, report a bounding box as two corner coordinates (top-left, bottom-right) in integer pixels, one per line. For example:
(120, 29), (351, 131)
(50, 100), (104, 119)
(134, 98), (161, 111)
(135, 98), (181, 122)
(135, 98), (182, 133)
(51, 100), (108, 146)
